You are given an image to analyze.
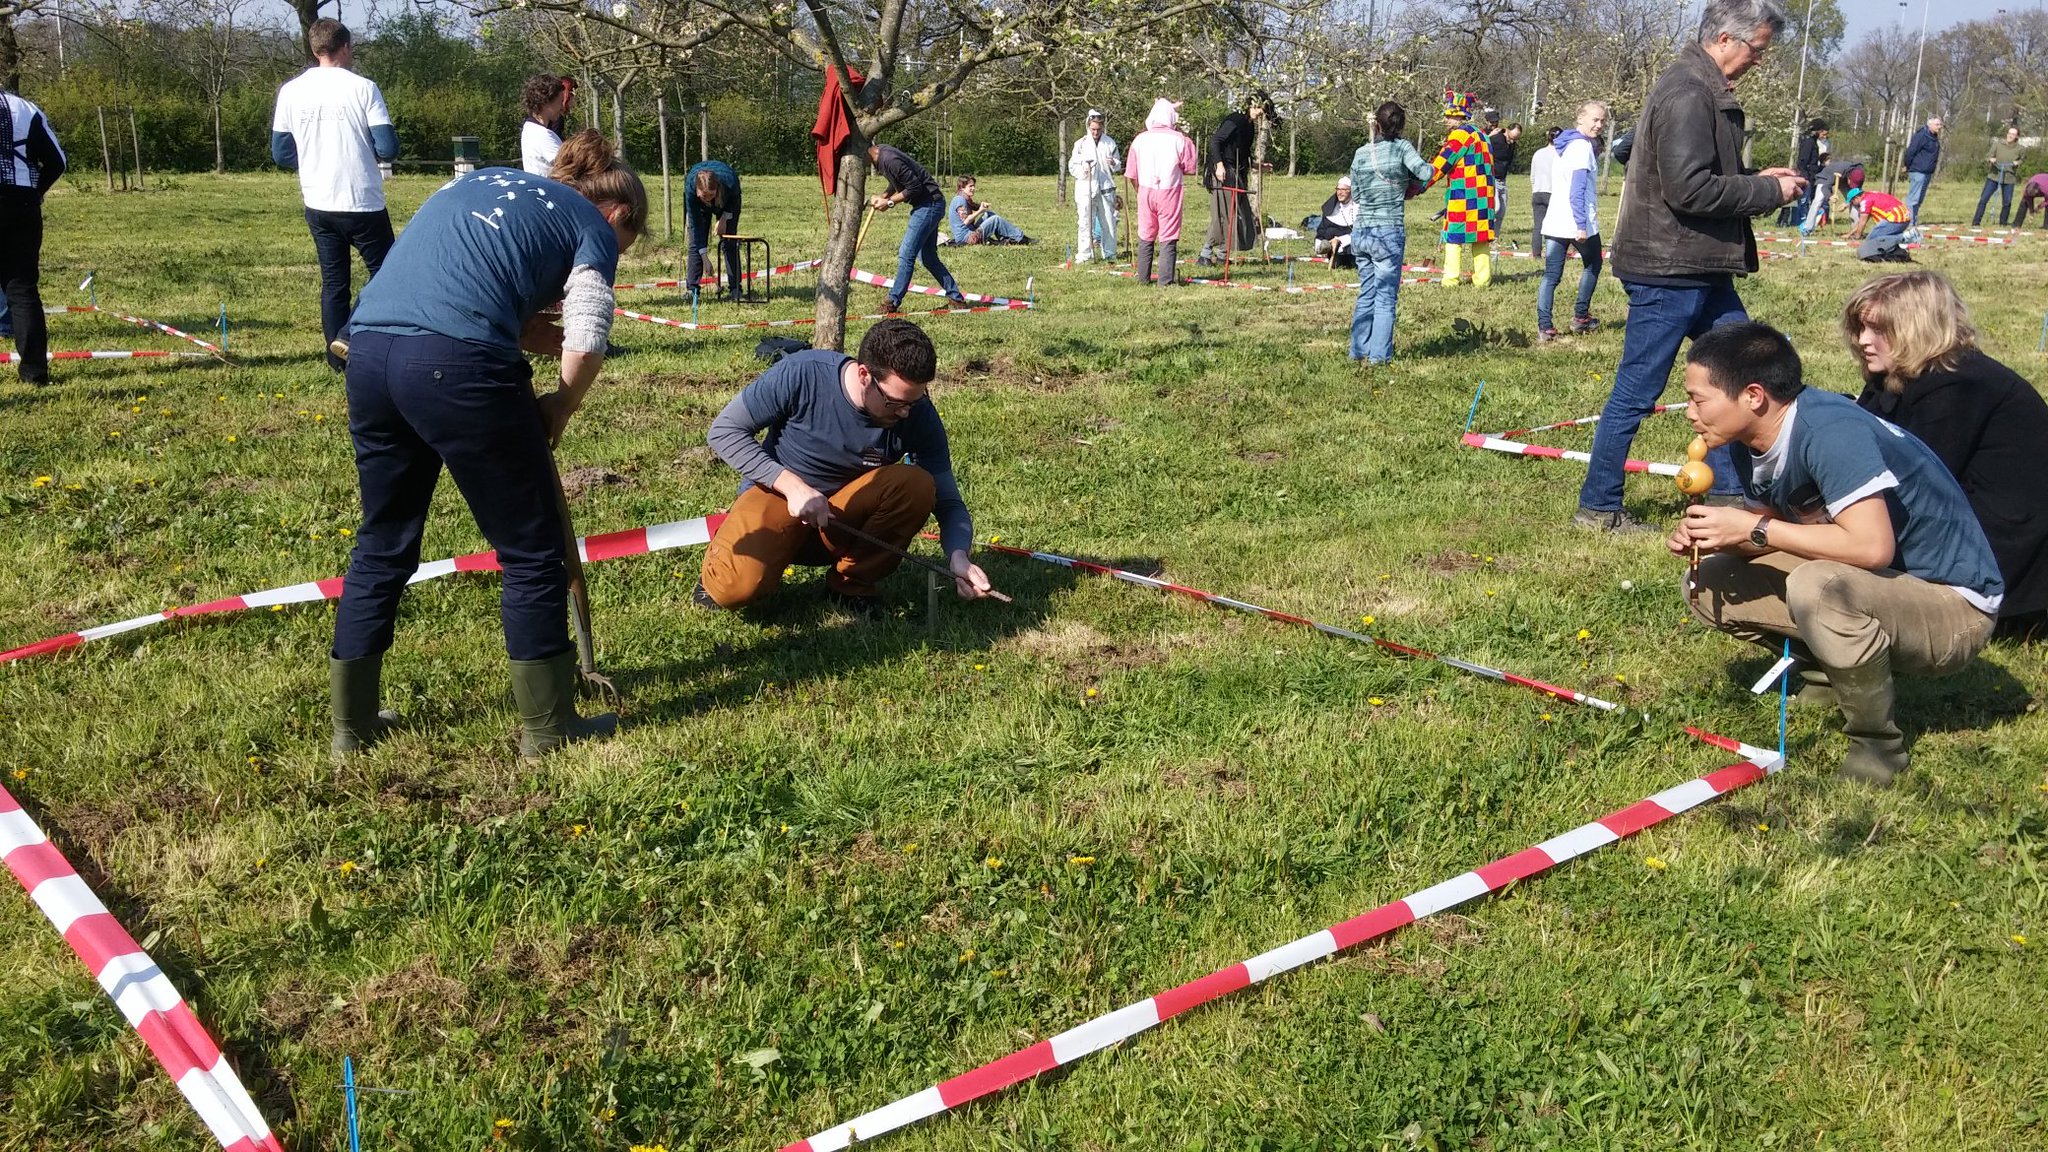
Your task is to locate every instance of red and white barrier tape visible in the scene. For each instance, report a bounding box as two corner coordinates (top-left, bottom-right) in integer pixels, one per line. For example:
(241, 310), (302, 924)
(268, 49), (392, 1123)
(1, 785), (284, 1152)
(847, 268), (1029, 307)
(1462, 403), (1690, 476)
(614, 301), (1031, 334)
(1461, 433), (1680, 477)
(42, 304), (233, 361)
(1093, 269), (1431, 291)
(3, 350), (212, 363)
(778, 742), (1779, 1151)
(0, 515), (723, 665)
(614, 259), (824, 293)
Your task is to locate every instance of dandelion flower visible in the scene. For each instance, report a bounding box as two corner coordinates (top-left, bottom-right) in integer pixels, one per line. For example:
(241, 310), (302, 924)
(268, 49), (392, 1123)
(973, 663), (985, 672)
(1576, 628), (1592, 640)
(958, 948), (977, 962)
(337, 861), (357, 875)
(1644, 856), (1668, 871)
(337, 528), (353, 537)
(226, 435), (237, 443)
(30, 475), (51, 488)
(1755, 823), (1769, 832)
(1068, 855), (1094, 866)
(107, 431), (121, 438)
(2012, 933), (2027, 947)
(570, 824), (587, 838)
(10, 768), (27, 780)
(902, 842), (917, 854)
(1085, 687), (1099, 698)
(1614, 674), (1627, 684)
(985, 856), (1002, 869)
(1539, 712), (1553, 722)
(1368, 696), (1385, 706)
(1361, 614), (1375, 625)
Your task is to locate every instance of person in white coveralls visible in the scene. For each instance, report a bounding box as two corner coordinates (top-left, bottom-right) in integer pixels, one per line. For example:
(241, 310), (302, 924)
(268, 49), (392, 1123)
(1067, 109), (1122, 263)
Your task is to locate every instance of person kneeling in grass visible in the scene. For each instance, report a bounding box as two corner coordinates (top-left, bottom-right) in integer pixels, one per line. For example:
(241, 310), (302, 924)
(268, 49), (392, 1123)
(695, 318), (994, 616)
(1670, 322), (2001, 786)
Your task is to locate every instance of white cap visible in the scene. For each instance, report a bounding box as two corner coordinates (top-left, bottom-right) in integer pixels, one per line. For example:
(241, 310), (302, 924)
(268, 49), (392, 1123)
(1336, 176), (1352, 188)
(1086, 108), (1104, 120)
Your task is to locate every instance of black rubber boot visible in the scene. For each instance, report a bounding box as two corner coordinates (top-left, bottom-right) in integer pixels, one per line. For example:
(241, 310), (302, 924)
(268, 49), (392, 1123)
(1159, 240), (1179, 285)
(511, 651), (618, 761)
(329, 654), (399, 763)
(1830, 654), (1908, 787)
(1135, 239), (1155, 285)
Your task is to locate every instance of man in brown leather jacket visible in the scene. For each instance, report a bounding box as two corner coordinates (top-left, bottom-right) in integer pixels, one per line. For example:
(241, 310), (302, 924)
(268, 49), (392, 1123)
(1572, 0), (1806, 533)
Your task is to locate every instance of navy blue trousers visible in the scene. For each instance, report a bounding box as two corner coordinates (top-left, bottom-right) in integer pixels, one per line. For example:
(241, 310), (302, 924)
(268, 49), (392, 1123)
(306, 207), (394, 371)
(331, 329), (571, 662)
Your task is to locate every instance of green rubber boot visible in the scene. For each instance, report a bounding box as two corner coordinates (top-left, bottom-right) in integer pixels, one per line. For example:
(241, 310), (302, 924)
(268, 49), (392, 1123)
(329, 655), (400, 763)
(510, 652), (618, 761)
(1830, 654), (1908, 787)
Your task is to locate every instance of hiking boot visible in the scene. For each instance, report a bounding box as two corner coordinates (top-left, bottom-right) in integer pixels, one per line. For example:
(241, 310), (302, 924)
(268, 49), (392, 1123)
(329, 654), (400, 764)
(1570, 315), (1601, 334)
(885, 297), (905, 314)
(1830, 653), (1908, 787)
(1572, 505), (1658, 534)
(946, 292), (969, 307)
(1538, 326), (1562, 342)
(511, 651), (618, 761)
(690, 581), (723, 611)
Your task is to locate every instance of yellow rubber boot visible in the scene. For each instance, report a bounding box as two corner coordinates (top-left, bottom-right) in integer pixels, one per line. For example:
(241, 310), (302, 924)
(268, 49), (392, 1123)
(1441, 242), (1463, 285)
(1472, 242), (1494, 287)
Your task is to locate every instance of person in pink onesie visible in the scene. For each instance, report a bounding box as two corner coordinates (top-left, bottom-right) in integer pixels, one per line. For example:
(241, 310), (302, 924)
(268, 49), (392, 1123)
(1124, 97), (1199, 286)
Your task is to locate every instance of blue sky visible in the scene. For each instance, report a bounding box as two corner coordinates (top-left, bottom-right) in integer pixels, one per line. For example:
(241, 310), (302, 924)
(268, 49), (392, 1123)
(1841, 0), (2032, 46)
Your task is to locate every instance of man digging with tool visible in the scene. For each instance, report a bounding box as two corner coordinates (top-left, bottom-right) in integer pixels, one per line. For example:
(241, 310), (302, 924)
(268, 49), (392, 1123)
(1669, 323), (2001, 787)
(695, 318), (994, 616)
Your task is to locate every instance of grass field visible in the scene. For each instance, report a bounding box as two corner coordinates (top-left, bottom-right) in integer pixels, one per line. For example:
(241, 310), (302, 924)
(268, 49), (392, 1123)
(2, 169), (2046, 1151)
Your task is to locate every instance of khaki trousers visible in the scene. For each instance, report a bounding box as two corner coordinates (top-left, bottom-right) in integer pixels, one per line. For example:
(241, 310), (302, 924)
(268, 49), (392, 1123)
(1685, 551), (1993, 677)
(700, 464), (936, 607)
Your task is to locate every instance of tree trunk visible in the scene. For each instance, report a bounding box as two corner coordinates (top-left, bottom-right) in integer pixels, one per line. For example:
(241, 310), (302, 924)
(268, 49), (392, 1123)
(213, 98), (225, 174)
(290, 0), (327, 54)
(1056, 117), (1068, 206)
(0, 15), (19, 93)
(813, 149), (873, 352)
(1287, 118), (1297, 177)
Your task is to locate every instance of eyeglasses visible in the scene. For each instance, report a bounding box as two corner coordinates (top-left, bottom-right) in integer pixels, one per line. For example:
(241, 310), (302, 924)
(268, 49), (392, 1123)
(866, 377), (926, 413)
(1732, 33), (1769, 57)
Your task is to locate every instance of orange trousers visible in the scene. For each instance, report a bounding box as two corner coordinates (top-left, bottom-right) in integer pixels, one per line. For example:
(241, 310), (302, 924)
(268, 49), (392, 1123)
(700, 463), (937, 607)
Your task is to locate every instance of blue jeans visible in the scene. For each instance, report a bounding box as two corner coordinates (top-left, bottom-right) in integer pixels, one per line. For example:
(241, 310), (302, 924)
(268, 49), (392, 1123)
(1579, 277), (1747, 512)
(1906, 171), (1932, 224)
(1536, 235), (1601, 331)
(1348, 225), (1405, 364)
(1973, 179), (2013, 227)
(970, 213), (1027, 244)
(686, 204), (742, 298)
(893, 201), (961, 304)
(333, 330), (570, 663)
(306, 207), (394, 370)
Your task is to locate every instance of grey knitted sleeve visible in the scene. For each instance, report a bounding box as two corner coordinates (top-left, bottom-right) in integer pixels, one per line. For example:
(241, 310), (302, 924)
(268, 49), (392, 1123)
(560, 264), (615, 354)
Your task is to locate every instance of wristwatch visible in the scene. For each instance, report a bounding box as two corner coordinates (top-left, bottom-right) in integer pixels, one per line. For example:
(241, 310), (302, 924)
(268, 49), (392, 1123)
(1749, 516), (1772, 549)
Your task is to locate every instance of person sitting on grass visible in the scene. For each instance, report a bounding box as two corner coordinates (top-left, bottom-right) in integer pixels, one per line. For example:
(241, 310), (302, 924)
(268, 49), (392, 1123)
(695, 318), (995, 616)
(946, 176), (1030, 246)
(1312, 175), (1358, 264)
(1845, 271), (2048, 640)
(1670, 322), (2001, 787)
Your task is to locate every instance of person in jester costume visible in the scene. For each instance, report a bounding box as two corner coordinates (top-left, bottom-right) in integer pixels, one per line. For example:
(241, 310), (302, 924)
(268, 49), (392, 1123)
(1422, 90), (1497, 286)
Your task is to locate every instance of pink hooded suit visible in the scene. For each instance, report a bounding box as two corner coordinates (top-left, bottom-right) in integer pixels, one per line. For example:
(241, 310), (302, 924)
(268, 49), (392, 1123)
(1124, 98), (1199, 242)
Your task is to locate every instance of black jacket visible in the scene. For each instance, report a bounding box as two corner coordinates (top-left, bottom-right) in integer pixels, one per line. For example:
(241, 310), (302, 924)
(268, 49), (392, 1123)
(1796, 133), (1824, 180)
(1609, 44), (1781, 280)
(1856, 349), (2048, 618)
(1207, 111), (1253, 190)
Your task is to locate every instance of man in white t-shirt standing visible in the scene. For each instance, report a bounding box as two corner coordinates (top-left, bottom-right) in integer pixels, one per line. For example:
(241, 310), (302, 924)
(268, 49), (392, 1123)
(271, 19), (399, 371)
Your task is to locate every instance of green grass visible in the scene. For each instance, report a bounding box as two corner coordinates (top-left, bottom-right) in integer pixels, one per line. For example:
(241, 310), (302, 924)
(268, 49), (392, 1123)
(2, 171), (2045, 1152)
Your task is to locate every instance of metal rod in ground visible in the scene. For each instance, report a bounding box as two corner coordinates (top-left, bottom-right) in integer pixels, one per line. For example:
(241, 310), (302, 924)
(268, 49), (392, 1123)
(825, 519), (1013, 603)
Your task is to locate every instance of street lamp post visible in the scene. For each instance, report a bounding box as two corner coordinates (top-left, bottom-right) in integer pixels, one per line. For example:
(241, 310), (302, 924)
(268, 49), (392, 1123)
(1787, 0), (1815, 166)
(1903, 0), (1931, 146)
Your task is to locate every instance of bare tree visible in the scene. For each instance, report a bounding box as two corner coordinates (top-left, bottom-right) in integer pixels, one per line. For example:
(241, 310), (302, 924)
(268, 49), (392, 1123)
(147, 0), (270, 172)
(1, 0), (52, 89)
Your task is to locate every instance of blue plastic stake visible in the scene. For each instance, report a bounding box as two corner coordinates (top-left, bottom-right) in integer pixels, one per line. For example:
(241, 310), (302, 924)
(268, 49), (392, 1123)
(1287, 259), (1294, 288)
(1778, 637), (1790, 765)
(343, 1055), (361, 1152)
(219, 303), (228, 356)
(1462, 380), (1486, 433)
